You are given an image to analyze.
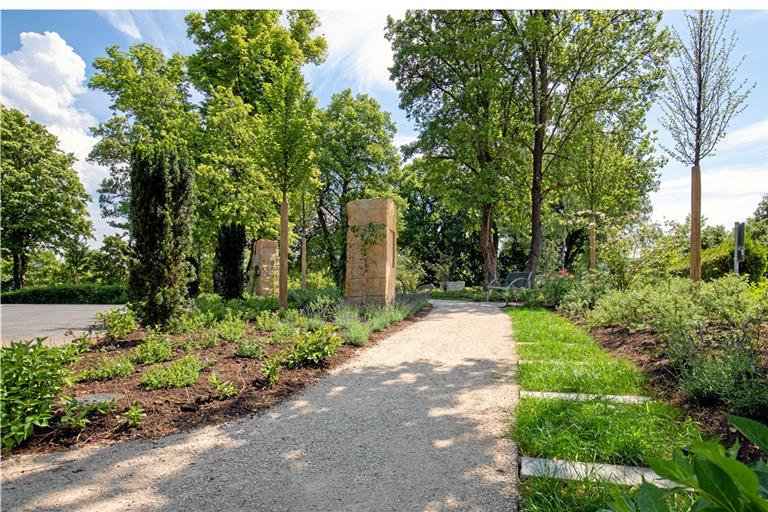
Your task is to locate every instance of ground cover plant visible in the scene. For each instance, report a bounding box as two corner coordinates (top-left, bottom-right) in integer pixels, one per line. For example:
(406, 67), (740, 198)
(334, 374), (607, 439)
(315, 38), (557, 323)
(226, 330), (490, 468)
(1, 291), (431, 453)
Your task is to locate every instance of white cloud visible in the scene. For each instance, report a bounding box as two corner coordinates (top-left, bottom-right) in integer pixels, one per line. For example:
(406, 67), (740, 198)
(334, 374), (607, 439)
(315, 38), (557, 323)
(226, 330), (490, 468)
(306, 11), (402, 94)
(393, 133), (417, 148)
(718, 118), (768, 151)
(1, 31), (115, 244)
(651, 164), (768, 227)
(98, 11), (142, 40)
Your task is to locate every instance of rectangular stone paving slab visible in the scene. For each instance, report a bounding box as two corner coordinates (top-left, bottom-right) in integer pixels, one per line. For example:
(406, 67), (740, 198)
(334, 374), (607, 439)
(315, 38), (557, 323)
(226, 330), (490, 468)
(520, 456), (678, 489)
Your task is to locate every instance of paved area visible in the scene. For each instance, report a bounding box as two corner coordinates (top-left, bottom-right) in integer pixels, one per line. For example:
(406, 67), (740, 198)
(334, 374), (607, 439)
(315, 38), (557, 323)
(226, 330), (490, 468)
(1, 304), (112, 346)
(1, 300), (519, 511)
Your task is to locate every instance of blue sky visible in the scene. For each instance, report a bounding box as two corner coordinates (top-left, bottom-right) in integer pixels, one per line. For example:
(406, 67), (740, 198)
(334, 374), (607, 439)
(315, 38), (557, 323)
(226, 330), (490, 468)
(2, 9), (766, 245)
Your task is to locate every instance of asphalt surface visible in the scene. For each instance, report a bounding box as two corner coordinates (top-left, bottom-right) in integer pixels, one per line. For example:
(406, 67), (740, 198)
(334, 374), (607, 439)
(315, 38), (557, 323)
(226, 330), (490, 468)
(1, 300), (519, 511)
(1, 304), (112, 346)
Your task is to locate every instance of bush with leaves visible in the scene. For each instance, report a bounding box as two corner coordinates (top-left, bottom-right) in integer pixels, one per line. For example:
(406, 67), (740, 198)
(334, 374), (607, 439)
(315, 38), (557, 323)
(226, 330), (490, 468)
(216, 311), (247, 341)
(606, 415), (768, 512)
(141, 355), (206, 390)
(0, 339), (80, 450)
(558, 272), (613, 318)
(79, 352), (134, 381)
(97, 307), (138, 341)
(131, 329), (174, 365)
(282, 326), (341, 369)
(208, 372), (236, 399)
(123, 402), (146, 427)
(57, 396), (115, 430)
(235, 338), (264, 359)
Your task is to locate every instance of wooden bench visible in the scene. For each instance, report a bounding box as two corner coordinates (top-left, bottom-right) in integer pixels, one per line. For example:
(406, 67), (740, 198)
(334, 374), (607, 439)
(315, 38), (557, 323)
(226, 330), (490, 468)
(486, 271), (534, 304)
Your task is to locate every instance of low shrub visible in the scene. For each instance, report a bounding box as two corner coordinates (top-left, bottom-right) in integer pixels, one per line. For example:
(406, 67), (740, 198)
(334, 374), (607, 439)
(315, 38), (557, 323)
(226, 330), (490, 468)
(342, 318), (370, 346)
(79, 352), (134, 381)
(262, 355), (281, 385)
(216, 312), (247, 342)
(131, 330), (174, 365)
(97, 308), (138, 341)
(58, 396), (115, 430)
(282, 326), (341, 369)
(334, 307), (360, 328)
(255, 310), (279, 332)
(208, 372), (236, 399)
(235, 338), (264, 358)
(303, 294), (339, 320)
(181, 330), (219, 351)
(141, 355), (205, 390)
(167, 310), (215, 334)
(0, 284), (128, 304)
(122, 402), (146, 427)
(288, 287), (341, 310)
(558, 272), (613, 318)
(0, 338), (79, 450)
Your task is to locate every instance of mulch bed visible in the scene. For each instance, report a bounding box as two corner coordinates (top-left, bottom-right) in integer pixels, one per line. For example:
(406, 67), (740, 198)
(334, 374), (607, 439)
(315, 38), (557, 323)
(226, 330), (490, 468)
(10, 305), (433, 457)
(590, 325), (764, 464)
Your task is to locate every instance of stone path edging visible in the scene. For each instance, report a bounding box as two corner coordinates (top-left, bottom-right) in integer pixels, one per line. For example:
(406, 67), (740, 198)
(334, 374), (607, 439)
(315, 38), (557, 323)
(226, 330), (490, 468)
(520, 457), (679, 489)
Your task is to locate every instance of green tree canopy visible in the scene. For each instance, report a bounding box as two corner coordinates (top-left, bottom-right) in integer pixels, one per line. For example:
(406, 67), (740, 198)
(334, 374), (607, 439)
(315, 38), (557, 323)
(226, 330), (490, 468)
(88, 44), (199, 230)
(1, 105), (92, 289)
(314, 88), (401, 287)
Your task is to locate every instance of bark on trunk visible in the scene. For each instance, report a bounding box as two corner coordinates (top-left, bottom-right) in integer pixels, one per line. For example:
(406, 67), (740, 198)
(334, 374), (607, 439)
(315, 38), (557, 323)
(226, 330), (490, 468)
(589, 212), (597, 272)
(690, 164), (702, 282)
(279, 192), (289, 309)
(527, 35), (548, 274)
(12, 251), (27, 290)
(301, 236), (307, 289)
(479, 204), (497, 286)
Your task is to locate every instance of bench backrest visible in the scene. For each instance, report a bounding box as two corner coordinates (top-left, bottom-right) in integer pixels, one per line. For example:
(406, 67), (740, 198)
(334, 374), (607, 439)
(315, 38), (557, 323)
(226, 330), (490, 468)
(504, 271), (533, 288)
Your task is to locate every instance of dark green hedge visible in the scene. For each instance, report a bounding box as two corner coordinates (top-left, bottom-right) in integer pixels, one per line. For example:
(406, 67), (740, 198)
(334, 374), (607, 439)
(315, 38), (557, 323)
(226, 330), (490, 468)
(1, 284), (128, 304)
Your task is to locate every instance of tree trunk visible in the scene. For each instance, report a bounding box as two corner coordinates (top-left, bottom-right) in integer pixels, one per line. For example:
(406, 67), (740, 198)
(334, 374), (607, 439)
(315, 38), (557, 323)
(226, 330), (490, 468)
(527, 37), (548, 274)
(279, 191), (289, 309)
(690, 164), (702, 282)
(12, 251), (27, 290)
(301, 236), (307, 289)
(479, 204), (497, 286)
(589, 212), (597, 272)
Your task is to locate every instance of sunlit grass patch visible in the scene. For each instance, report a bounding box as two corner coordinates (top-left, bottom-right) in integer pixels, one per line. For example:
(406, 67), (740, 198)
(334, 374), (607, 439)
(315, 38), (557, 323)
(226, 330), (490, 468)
(513, 397), (700, 466)
(516, 341), (607, 362)
(507, 308), (593, 344)
(517, 359), (644, 395)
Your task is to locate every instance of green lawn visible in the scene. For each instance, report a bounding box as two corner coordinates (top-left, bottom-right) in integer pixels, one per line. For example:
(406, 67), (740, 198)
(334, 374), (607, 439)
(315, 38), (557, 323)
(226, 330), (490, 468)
(508, 307), (593, 344)
(516, 341), (607, 362)
(517, 359), (644, 395)
(513, 397), (700, 466)
(520, 476), (696, 512)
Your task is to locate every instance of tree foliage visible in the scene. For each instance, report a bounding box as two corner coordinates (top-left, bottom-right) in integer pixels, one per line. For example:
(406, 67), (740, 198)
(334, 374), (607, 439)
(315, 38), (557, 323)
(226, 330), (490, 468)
(88, 44), (199, 230)
(314, 89), (400, 287)
(129, 145), (195, 326)
(0, 105), (92, 289)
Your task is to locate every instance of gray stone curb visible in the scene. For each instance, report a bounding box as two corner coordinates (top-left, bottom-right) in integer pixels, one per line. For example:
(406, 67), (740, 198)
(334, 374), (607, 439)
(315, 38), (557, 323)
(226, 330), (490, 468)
(520, 457), (679, 489)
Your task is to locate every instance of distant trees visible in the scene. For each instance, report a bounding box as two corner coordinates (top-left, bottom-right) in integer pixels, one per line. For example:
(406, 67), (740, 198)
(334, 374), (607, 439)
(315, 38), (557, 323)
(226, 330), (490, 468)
(660, 10), (753, 281)
(129, 146), (194, 326)
(1, 105), (92, 289)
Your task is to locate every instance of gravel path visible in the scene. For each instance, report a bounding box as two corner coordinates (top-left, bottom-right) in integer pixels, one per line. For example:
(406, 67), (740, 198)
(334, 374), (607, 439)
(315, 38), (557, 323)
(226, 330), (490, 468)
(1, 300), (518, 512)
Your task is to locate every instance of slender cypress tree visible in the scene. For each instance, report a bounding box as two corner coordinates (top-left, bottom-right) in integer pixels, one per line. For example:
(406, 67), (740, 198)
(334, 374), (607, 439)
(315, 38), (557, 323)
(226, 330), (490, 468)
(129, 145), (195, 326)
(214, 222), (247, 299)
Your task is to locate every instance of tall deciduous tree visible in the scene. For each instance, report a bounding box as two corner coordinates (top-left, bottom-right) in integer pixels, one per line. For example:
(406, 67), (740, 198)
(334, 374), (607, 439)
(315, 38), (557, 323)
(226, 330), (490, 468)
(88, 44), (199, 231)
(129, 145), (195, 326)
(659, 10), (753, 281)
(255, 64), (317, 308)
(387, 10), (524, 285)
(1, 105), (92, 289)
(315, 89), (400, 288)
(568, 118), (662, 270)
(495, 10), (670, 273)
(186, 10), (326, 297)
